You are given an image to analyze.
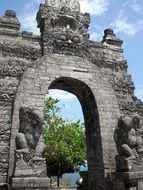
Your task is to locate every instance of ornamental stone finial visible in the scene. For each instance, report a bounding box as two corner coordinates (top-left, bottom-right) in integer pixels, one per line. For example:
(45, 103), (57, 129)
(47, 0), (80, 12)
(102, 28), (123, 48)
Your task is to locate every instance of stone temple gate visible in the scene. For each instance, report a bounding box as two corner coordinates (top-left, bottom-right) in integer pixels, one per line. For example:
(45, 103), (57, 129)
(0, 0), (143, 189)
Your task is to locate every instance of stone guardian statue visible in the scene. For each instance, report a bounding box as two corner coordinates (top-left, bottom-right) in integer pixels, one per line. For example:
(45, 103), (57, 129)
(14, 106), (46, 177)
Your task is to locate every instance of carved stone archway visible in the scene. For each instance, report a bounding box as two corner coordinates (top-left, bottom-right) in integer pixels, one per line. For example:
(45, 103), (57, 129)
(0, 0), (143, 190)
(7, 52), (120, 190)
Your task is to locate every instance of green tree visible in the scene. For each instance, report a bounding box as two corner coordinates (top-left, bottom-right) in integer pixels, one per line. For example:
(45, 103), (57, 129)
(43, 96), (86, 187)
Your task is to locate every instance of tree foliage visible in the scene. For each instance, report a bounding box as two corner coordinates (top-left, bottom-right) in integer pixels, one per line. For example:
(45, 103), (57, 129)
(43, 96), (86, 178)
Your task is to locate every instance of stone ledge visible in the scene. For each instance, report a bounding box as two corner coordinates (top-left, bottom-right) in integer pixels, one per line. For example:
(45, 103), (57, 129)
(11, 177), (50, 188)
(114, 171), (143, 180)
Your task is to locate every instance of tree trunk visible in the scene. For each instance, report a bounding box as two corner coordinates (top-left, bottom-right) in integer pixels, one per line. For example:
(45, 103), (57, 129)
(57, 175), (60, 187)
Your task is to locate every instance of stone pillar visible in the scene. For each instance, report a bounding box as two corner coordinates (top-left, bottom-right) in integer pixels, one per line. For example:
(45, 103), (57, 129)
(102, 28), (123, 48)
(0, 10), (20, 35)
(0, 10), (20, 184)
(10, 107), (50, 190)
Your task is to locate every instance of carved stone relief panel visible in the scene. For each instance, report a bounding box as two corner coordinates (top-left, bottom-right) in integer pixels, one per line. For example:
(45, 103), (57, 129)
(14, 106), (47, 177)
(114, 114), (143, 171)
(0, 78), (19, 106)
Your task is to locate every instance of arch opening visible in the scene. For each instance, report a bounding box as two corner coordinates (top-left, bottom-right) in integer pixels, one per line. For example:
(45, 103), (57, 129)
(45, 89), (85, 187)
(48, 89), (84, 122)
(48, 77), (104, 173)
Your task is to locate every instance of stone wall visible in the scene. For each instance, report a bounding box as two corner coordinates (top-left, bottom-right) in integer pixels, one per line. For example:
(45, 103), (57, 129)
(0, 10), (42, 183)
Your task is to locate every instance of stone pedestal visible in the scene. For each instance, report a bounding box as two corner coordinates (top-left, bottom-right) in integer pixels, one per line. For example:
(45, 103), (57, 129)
(138, 179), (143, 190)
(113, 171), (143, 190)
(11, 177), (50, 190)
(9, 107), (51, 190)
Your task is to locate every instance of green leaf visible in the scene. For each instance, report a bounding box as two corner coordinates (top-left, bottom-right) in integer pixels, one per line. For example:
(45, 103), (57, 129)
(43, 96), (86, 177)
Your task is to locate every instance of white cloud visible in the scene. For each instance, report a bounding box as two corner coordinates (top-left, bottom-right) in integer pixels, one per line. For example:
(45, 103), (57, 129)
(114, 19), (136, 36)
(135, 88), (143, 101)
(79, 0), (109, 15)
(89, 24), (105, 42)
(130, 3), (141, 13)
(48, 90), (76, 102)
(18, 0), (110, 33)
(90, 31), (102, 41)
(122, 1), (142, 14)
(18, 0), (44, 34)
(112, 10), (143, 36)
(19, 12), (40, 34)
(135, 89), (143, 100)
(122, 1), (129, 8)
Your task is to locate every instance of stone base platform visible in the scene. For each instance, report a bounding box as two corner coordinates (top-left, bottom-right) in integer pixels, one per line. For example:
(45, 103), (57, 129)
(113, 171), (143, 190)
(11, 177), (50, 190)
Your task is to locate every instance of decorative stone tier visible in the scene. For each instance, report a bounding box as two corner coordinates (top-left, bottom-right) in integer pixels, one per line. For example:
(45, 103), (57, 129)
(0, 10), (20, 34)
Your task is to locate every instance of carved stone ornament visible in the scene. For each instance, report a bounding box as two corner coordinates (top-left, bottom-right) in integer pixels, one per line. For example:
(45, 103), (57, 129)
(114, 114), (143, 171)
(14, 107), (47, 177)
(47, 0), (80, 12)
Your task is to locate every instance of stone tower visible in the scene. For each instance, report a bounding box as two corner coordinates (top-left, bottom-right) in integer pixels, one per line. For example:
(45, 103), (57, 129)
(0, 0), (143, 190)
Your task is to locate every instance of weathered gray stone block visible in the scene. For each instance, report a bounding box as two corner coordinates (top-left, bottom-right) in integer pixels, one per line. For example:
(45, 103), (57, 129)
(11, 177), (50, 190)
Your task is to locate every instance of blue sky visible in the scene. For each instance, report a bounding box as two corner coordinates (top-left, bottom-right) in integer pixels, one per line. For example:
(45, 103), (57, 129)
(0, 0), (143, 121)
